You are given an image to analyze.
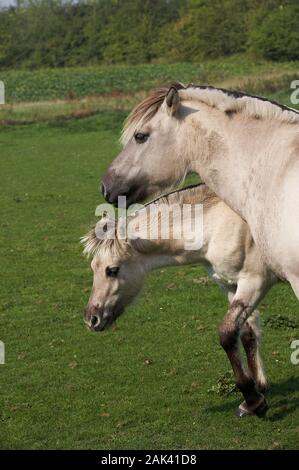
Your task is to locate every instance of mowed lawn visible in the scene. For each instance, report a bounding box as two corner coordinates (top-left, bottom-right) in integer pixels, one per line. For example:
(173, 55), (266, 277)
(0, 111), (298, 450)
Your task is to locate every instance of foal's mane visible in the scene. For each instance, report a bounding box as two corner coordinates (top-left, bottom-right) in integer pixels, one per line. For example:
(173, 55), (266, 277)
(81, 221), (128, 259)
(142, 182), (217, 208)
(121, 83), (299, 145)
(81, 183), (217, 259)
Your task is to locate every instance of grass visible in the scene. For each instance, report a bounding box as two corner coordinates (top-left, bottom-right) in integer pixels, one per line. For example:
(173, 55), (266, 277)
(0, 93), (144, 125)
(0, 108), (298, 449)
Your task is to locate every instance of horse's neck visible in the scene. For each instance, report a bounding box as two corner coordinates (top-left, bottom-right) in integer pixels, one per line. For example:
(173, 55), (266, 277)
(185, 105), (282, 219)
(141, 249), (204, 273)
(142, 253), (183, 272)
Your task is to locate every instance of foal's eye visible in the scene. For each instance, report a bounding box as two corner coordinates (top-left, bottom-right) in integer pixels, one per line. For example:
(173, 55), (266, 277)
(134, 132), (149, 144)
(105, 266), (120, 278)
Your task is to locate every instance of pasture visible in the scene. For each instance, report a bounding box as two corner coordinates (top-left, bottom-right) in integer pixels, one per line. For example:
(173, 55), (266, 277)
(1, 58), (299, 125)
(0, 62), (299, 449)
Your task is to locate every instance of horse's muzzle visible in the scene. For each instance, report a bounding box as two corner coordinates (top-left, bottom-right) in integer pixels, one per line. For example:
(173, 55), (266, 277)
(101, 169), (147, 207)
(101, 170), (121, 205)
(84, 305), (114, 332)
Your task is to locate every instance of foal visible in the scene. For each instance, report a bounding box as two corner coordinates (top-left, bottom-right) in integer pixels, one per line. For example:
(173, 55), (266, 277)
(82, 184), (278, 417)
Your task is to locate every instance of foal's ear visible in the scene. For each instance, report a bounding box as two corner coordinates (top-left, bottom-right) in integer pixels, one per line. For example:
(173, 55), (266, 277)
(95, 215), (116, 240)
(165, 87), (180, 116)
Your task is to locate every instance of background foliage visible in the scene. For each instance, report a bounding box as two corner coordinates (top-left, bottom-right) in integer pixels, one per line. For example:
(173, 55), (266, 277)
(1, 0), (299, 69)
(0, 0), (299, 452)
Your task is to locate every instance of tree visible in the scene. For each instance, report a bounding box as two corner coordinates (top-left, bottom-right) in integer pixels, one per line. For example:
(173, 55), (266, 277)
(157, 0), (251, 62)
(100, 0), (181, 64)
(0, 0), (298, 69)
(248, 4), (299, 61)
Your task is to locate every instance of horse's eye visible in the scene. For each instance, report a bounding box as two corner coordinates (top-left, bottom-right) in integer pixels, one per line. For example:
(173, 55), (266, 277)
(105, 266), (120, 278)
(134, 132), (149, 144)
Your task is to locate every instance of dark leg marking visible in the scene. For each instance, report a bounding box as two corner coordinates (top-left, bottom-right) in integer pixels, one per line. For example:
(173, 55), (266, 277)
(219, 301), (268, 417)
(241, 319), (267, 394)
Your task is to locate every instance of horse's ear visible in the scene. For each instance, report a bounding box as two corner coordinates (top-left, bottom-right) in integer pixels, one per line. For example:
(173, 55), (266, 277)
(95, 215), (116, 240)
(165, 87), (180, 116)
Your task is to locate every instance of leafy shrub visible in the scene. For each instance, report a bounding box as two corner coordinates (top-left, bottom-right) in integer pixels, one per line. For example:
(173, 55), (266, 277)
(157, 0), (249, 62)
(208, 371), (238, 397)
(249, 5), (299, 61)
(1, 0), (299, 68)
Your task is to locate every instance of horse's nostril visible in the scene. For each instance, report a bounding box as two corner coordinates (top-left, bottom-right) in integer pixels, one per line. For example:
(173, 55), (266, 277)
(90, 315), (99, 328)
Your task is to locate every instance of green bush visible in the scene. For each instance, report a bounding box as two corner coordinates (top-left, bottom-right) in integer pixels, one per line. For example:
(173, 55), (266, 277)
(0, 0), (299, 68)
(249, 5), (299, 61)
(157, 0), (249, 62)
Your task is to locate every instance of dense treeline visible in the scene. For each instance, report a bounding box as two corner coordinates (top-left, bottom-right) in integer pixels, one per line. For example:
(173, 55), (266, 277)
(0, 0), (299, 69)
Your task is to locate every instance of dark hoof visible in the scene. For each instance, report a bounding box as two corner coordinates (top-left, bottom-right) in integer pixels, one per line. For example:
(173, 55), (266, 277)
(257, 383), (269, 395)
(235, 399), (268, 418)
(235, 403), (255, 418)
(254, 399), (268, 417)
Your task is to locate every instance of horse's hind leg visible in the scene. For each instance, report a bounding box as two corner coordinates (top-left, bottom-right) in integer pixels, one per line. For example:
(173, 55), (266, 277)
(219, 277), (270, 417)
(241, 310), (267, 394)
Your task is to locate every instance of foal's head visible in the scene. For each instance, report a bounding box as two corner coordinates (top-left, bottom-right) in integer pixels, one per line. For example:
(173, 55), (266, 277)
(82, 219), (146, 332)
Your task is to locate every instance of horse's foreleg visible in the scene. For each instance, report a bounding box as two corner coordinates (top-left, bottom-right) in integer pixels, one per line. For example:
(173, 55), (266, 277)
(219, 301), (268, 417)
(241, 310), (267, 394)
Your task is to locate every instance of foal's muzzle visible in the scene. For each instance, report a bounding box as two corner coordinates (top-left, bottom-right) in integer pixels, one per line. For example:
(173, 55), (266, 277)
(84, 305), (114, 332)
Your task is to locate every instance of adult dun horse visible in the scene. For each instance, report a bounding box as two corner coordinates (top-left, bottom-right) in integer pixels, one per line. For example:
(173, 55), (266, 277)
(101, 83), (299, 414)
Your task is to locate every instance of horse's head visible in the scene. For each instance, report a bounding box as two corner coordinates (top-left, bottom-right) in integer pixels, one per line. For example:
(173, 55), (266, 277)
(82, 218), (146, 332)
(102, 84), (190, 206)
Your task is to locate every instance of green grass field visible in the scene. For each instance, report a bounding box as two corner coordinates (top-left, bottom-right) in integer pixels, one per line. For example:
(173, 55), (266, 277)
(1, 58), (298, 125)
(1, 57), (299, 103)
(0, 63), (299, 449)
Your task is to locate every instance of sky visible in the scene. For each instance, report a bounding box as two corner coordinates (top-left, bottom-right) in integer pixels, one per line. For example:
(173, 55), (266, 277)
(0, 0), (17, 6)
(0, 0), (80, 5)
